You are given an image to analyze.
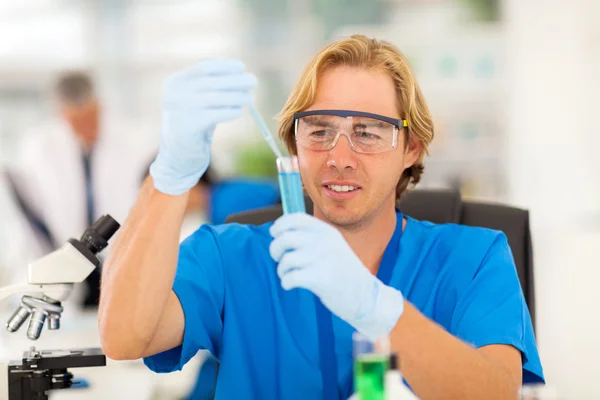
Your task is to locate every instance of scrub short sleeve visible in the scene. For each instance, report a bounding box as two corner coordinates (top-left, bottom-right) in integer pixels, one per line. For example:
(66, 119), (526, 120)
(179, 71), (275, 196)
(450, 233), (544, 384)
(144, 226), (225, 373)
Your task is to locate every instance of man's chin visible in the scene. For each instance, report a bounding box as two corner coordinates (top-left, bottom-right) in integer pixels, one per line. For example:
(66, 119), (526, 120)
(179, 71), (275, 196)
(320, 205), (364, 227)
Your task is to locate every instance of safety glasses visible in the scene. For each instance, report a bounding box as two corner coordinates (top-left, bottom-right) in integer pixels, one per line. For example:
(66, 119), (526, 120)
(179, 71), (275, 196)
(293, 110), (408, 154)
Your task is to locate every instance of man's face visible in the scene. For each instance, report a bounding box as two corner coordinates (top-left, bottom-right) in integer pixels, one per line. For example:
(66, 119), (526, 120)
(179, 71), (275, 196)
(296, 66), (419, 228)
(60, 98), (100, 147)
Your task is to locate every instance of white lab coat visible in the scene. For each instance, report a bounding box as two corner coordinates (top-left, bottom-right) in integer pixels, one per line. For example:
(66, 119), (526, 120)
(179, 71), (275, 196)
(7, 114), (156, 262)
(0, 171), (45, 289)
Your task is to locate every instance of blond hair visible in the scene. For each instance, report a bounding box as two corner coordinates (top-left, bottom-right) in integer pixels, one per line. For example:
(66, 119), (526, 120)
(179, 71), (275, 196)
(277, 35), (434, 199)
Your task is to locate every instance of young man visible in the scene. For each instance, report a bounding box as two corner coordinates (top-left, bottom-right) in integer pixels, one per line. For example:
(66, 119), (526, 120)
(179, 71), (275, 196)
(99, 35), (544, 399)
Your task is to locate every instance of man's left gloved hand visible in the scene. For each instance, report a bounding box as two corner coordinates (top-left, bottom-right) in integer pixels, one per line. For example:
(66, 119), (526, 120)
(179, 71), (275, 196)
(269, 213), (405, 340)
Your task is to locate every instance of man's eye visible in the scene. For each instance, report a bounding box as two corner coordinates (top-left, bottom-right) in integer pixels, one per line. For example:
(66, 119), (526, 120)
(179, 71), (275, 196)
(356, 131), (380, 140)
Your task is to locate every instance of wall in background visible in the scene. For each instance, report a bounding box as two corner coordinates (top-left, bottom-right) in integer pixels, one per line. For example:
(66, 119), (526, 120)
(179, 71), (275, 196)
(504, 0), (600, 397)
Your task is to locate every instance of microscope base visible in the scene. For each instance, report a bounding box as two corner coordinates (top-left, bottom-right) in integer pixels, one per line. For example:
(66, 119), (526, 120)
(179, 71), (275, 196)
(3, 347), (106, 400)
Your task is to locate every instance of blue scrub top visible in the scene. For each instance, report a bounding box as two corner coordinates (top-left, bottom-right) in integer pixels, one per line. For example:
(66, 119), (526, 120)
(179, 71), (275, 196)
(144, 210), (544, 399)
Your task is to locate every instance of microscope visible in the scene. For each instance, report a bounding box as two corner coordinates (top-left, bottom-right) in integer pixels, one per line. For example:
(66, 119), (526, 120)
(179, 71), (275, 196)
(0, 215), (120, 399)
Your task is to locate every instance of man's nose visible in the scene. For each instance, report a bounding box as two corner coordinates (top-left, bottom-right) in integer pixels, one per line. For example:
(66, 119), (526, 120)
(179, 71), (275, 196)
(327, 133), (358, 170)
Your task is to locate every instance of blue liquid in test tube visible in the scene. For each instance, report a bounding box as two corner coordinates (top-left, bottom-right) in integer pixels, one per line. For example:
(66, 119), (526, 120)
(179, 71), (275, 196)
(277, 156), (306, 214)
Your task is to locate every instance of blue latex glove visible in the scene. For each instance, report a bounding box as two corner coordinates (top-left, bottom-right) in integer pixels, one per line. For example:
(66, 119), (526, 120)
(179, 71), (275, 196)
(269, 213), (405, 340)
(150, 59), (257, 195)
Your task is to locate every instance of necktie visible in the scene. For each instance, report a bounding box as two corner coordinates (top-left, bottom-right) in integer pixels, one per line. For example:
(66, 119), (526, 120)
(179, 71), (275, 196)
(82, 151), (101, 308)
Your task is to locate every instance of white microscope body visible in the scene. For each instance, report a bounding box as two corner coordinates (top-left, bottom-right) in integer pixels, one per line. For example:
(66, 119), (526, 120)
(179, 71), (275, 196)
(0, 215), (120, 399)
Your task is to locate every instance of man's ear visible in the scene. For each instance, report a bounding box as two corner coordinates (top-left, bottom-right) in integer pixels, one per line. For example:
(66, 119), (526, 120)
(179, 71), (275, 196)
(403, 138), (421, 169)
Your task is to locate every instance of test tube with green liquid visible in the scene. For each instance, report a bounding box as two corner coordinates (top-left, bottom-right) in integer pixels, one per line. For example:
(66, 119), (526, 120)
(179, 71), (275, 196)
(353, 332), (390, 400)
(276, 156), (306, 214)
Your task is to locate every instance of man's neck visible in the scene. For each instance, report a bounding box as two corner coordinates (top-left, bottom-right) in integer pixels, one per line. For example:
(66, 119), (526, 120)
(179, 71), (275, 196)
(320, 203), (399, 275)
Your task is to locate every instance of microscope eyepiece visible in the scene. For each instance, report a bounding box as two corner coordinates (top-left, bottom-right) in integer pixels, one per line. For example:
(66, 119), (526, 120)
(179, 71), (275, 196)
(79, 214), (120, 255)
(90, 214), (120, 242)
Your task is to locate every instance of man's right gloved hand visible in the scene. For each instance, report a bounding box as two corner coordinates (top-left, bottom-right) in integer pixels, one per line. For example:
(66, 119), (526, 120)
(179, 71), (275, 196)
(150, 59), (257, 195)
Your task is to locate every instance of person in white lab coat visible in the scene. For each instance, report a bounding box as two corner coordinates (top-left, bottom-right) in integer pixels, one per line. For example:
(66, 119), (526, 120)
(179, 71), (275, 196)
(6, 71), (155, 308)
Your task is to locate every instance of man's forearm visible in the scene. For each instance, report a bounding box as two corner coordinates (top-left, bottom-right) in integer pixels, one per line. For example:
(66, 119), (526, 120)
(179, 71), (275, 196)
(98, 177), (188, 359)
(390, 302), (520, 400)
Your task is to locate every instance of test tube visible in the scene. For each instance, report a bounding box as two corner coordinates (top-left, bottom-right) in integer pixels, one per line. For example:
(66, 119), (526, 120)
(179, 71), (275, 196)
(276, 156), (306, 214)
(353, 332), (391, 400)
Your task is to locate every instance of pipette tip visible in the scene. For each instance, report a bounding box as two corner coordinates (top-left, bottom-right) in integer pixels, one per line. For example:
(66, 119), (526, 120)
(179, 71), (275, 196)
(248, 105), (284, 159)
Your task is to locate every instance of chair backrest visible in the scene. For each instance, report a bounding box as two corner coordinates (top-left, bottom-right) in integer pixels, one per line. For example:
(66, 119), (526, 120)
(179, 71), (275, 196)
(226, 189), (536, 328)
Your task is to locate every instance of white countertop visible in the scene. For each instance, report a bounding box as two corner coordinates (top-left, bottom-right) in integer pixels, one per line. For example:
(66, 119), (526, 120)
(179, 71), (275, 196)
(0, 306), (199, 400)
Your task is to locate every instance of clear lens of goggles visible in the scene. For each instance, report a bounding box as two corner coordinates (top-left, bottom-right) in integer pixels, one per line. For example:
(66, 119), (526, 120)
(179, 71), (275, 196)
(295, 114), (399, 154)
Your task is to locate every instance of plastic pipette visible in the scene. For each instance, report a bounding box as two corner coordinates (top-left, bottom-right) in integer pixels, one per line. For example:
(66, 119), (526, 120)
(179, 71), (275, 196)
(248, 105), (284, 159)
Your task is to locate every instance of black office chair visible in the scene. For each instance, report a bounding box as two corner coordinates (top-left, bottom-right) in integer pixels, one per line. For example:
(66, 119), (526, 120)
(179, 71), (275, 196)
(225, 188), (536, 328)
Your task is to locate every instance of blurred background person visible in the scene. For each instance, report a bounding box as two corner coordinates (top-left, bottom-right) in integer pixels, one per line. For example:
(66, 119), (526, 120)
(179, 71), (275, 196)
(5, 71), (155, 308)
